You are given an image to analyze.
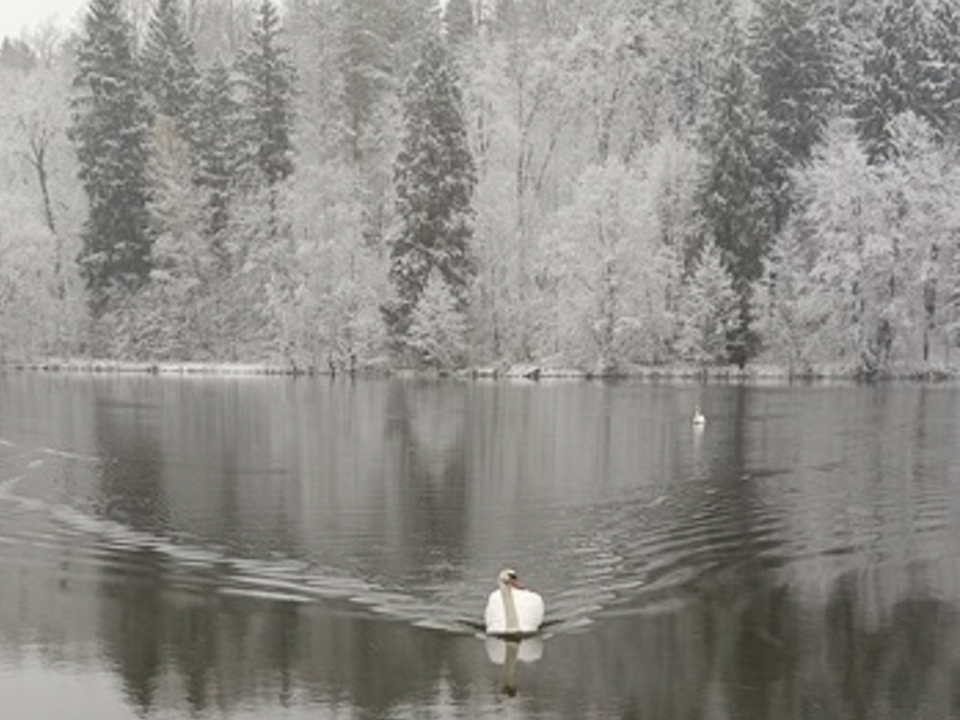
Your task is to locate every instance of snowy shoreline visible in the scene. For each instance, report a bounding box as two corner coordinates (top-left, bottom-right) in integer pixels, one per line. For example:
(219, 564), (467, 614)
(2, 359), (308, 377)
(3, 359), (957, 383)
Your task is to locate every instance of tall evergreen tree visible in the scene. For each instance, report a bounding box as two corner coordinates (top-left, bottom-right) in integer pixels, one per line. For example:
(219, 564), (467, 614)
(195, 60), (243, 245)
(384, 35), (477, 348)
(676, 238), (741, 365)
(749, 0), (839, 167)
(236, 0), (297, 189)
(330, 0), (430, 253)
(855, 0), (960, 163)
(338, 0), (430, 165)
(407, 269), (470, 368)
(925, 0), (960, 141)
(142, 0), (207, 281)
(70, 0), (152, 314)
(697, 29), (778, 366)
(141, 0), (201, 128)
(855, 0), (925, 164)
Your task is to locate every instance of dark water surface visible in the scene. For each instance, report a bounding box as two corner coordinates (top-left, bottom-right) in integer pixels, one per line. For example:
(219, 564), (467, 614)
(1, 374), (959, 719)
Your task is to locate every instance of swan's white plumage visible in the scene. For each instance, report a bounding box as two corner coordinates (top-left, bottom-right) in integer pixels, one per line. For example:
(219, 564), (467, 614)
(484, 587), (544, 633)
(692, 405), (706, 425)
(484, 569), (545, 635)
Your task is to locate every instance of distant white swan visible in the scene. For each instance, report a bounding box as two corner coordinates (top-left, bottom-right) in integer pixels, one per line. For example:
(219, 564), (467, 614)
(692, 405), (706, 426)
(485, 568), (545, 636)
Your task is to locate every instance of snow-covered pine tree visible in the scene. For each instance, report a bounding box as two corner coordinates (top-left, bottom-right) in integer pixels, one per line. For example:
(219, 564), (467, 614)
(195, 60), (242, 247)
(141, 0), (213, 331)
(697, 26), (779, 366)
(748, 0), (839, 168)
(929, 1), (960, 142)
(675, 239), (741, 366)
(385, 34), (477, 349)
(70, 0), (152, 315)
(337, 0), (428, 165)
(332, 0), (431, 255)
(236, 0), (296, 190)
(855, 0), (924, 164)
(407, 269), (469, 369)
(141, 0), (201, 136)
(855, 0), (960, 164)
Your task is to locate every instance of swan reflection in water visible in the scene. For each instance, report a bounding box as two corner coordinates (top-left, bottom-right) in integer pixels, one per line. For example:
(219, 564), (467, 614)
(484, 635), (544, 696)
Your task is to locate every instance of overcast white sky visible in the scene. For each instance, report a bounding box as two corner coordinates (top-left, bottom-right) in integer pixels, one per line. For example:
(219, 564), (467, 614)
(0, 0), (86, 39)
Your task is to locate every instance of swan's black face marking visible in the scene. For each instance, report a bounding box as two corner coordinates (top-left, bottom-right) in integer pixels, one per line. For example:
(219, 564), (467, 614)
(498, 568), (522, 588)
(502, 569), (524, 589)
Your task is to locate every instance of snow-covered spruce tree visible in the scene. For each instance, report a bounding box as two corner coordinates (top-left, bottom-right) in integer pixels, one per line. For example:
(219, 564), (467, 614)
(930, 1), (960, 143)
(97, 113), (213, 361)
(69, 0), (152, 316)
(855, 0), (960, 164)
(407, 269), (469, 368)
(141, 0), (201, 135)
(675, 239), (741, 366)
(337, 0), (430, 167)
(136, 0), (218, 358)
(696, 27), (779, 366)
(236, 0), (296, 194)
(384, 34), (477, 363)
(222, 0), (297, 355)
(195, 60), (243, 249)
(748, 0), (839, 169)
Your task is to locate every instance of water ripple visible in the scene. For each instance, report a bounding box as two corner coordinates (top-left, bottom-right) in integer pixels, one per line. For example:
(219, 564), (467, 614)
(3, 430), (959, 641)
(0, 448), (482, 634)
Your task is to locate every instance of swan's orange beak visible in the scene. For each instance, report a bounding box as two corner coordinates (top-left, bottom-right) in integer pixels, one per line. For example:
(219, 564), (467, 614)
(511, 577), (525, 589)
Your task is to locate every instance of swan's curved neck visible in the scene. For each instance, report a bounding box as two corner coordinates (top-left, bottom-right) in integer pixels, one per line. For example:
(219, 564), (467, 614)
(500, 583), (520, 632)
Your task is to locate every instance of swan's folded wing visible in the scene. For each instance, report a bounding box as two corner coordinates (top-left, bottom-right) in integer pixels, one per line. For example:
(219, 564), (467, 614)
(484, 590), (506, 633)
(513, 589), (545, 632)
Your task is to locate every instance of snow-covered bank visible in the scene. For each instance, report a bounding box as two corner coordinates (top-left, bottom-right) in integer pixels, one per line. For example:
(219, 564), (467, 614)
(3, 359), (320, 376)
(3, 359), (958, 382)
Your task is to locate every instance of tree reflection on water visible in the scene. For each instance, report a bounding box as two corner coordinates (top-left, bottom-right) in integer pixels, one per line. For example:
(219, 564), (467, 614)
(0, 375), (958, 719)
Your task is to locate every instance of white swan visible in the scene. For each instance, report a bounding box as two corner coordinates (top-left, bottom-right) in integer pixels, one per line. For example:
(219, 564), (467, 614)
(692, 405), (706, 426)
(485, 568), (545, 636)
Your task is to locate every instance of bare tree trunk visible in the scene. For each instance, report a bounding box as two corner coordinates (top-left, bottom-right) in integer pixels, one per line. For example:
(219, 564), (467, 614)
(19, 117), (57, 237)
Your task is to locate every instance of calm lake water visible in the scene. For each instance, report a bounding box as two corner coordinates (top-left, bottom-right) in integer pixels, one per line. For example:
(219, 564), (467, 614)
(1, 373), (959, 719)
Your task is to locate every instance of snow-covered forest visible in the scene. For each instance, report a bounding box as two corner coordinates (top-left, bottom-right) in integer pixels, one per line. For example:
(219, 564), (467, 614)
(2, 0), (960, 377)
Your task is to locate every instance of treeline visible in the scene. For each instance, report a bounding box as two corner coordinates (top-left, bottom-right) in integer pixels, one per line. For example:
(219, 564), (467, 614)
(2, 0), (960, 376)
